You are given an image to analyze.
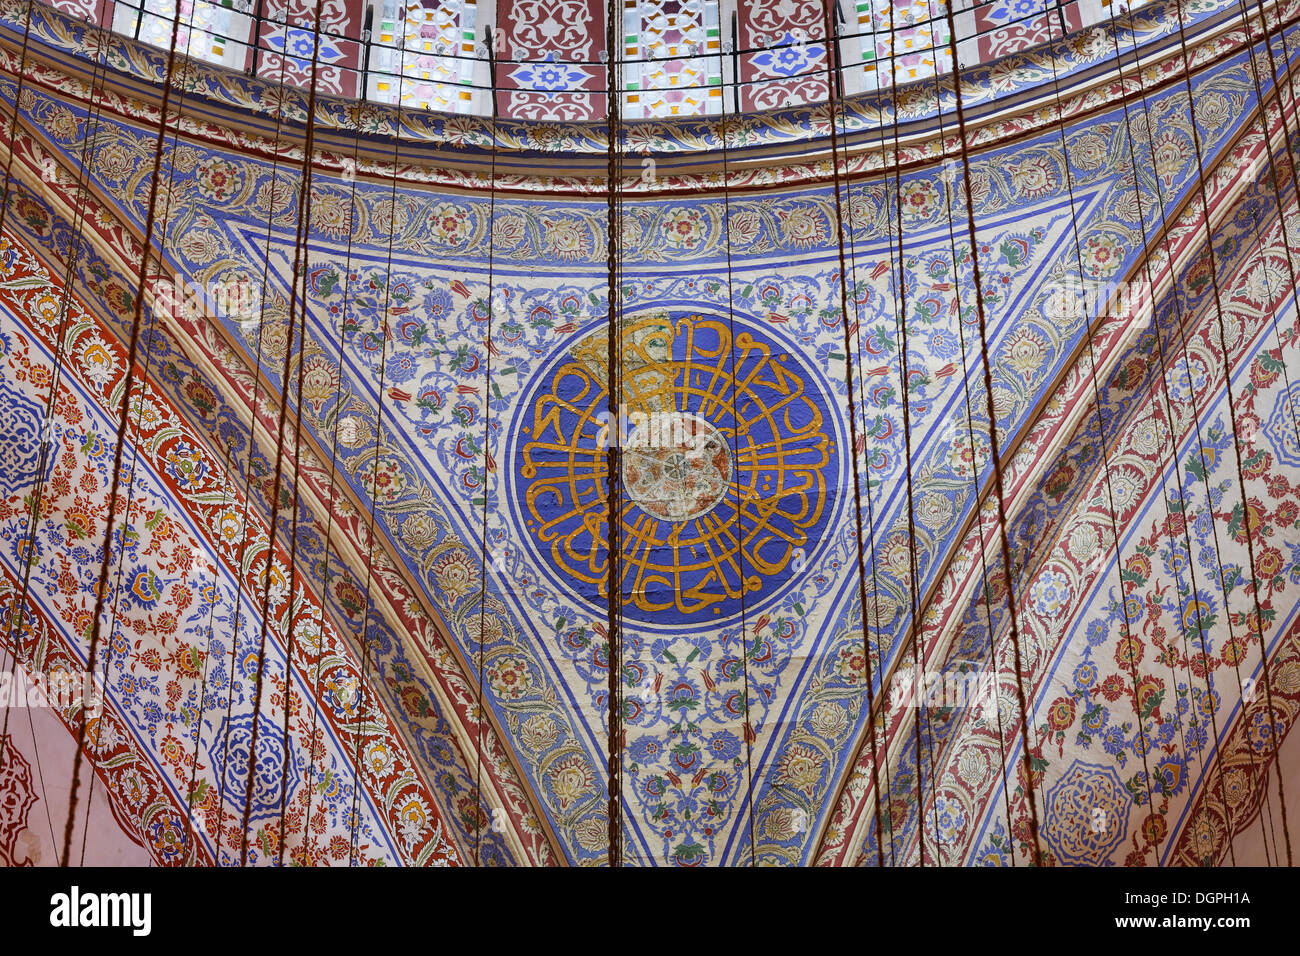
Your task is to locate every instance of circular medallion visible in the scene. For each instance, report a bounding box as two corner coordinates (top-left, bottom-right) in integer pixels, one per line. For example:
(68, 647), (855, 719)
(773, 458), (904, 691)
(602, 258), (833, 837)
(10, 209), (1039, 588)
(624, 412), (732, 522)
(509, 311), (841, 627)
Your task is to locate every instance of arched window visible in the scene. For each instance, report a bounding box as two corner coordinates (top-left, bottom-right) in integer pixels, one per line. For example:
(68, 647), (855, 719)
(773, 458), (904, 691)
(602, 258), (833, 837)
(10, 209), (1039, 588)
(853, 0), (954, 90)
(111, 0), (253, 71)
(367, 0), (483, 113)
(621, 0), (723, 119)
(95, 0), (1118, 120)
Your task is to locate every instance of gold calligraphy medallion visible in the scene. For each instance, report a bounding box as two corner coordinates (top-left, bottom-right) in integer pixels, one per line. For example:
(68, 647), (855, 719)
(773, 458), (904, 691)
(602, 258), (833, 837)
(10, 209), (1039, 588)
(511, 312), (839, 624)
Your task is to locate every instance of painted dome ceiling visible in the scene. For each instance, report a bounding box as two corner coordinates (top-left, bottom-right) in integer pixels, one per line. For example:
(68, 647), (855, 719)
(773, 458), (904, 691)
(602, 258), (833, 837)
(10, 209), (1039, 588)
(0, 0), (1298, 867)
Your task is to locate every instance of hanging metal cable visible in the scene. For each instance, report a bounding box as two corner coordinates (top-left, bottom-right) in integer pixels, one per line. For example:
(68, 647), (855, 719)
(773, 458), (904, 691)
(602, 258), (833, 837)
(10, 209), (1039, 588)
(815, 0), (890, 868)
(0, 0), (116, 793)
(213, 2), (314, 868)
(297, 95), (367, 868)
(708, 10), (761, 867)
(928, 38), (1019, 868)
(473, 22), (501, 868)
(603, 0), (624, 868)
(183, 439), (235, 866)
(877, 0), (938, 866)
(233, 0), (328, 866)
(939, 0), (1046, 867)
(61, 0), (187, 867)
(347, 4), (409, 867)
(80, 0), (220, 867)
(1168, 0), (1293, 865)
(266, 2), (343, 866)
(1219, 0), (1300, 865)
(1098, 0), (1236, 868)
(1112, 2), (1257, 866)
(1039, 0), (1161, 863)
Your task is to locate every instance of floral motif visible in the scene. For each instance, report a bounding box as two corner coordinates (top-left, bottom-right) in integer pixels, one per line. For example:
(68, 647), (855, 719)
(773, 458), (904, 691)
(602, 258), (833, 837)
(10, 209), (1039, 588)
(1031, 568), (1073, 617)
(660, 208), (706, 250)
(777, 743), (825, 797)
(486, 656), (533, 701)
(195, 157), (242, 203)
(541, 217), (591, 260)
(1008, 154), (1057, 200)
(549, 755), (594, 810)
(776, 206), (827, 248)
(428, 202), (471, 247)
(519, 715), (559, 752)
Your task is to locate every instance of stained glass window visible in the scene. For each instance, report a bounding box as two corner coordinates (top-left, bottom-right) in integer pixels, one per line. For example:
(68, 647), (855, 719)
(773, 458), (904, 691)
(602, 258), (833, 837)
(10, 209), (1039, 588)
(98, 0), (1114, 118)
(622, 0), (722, 119)
(367, 0), (481, 114)
(855, 0), (953, 90)
(111, 0), (252, 71)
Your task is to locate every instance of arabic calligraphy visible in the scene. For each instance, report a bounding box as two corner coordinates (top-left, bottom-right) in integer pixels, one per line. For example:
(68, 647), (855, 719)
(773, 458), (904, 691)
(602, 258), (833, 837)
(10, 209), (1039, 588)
(513, 312), (836, 625)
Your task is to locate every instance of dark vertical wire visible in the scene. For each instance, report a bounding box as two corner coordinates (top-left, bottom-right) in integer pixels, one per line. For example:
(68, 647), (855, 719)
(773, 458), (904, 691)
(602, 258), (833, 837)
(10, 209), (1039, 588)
(930, 51), (1018, 867)
(1250, 5), (1300, 435)
(271, 236), (311, 867)
(473, 24), (499, 868)
(81, 0), (211, 867)
(1114, 3), (1269, 868)
(849, 193), (902, 857)
(818, 0), (889, 868)
(274, 112), (319, 868)
(939, 0), (1045, 866)
(711, 21), (757, 866)
(1244, 0), (1300, 296)
(603, 0), (623, 868)
(879, 0), (936, 866)
(1160, 0), (1283, 867)
(1253, 0), (1300, 390)
(274, 3), (357, 866)
(1149, 1), (1289, 868)
(1223, 0), (1300, 863)
(0, 0), (114, 779)
(1100, 0), (1233, 869)
(299, 96), (365, 866)
(213, 9), (303, 869)
(239, 0), (327, 867)
(347, 11), (407, 867)
(1040, 0), (1159, 862)
(1156, 1), (1278, 865)
(1236, 193), (1288, 864)
(1117, 3), (1261, 867)
(848, 5), (908, 867)
(1169, 0), (1292, 865)
(182, 437), (235, 866)
(0, 0), (41, 239)
(1222, 157), (1294, 868)
(911, 10), (951, 865)
(1234, 6), (1300, 830)
(273, 248), (312, 867)
(61, 0), (185, 866)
